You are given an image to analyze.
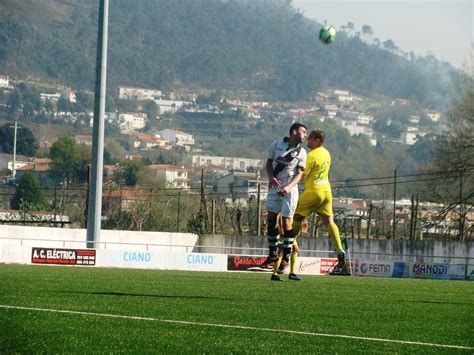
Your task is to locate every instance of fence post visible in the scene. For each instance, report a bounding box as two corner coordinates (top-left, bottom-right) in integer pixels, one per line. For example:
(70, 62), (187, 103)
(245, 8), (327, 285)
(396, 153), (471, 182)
(366, 203), (372, 239)
(176, 191), (181, 232)
(414, 194), (419, 240)
(211, 199), (216, 235)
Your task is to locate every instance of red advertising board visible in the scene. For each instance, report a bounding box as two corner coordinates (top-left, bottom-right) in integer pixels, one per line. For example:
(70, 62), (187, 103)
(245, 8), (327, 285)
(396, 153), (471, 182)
(31, 247), (96, 266)
(227, 255), (271, 272)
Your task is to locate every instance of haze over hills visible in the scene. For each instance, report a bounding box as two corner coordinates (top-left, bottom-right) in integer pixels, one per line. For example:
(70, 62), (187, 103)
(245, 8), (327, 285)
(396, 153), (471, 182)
(0, 0), (463, 109)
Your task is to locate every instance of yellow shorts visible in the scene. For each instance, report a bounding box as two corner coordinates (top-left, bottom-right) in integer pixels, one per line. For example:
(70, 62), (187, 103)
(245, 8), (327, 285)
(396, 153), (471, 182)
(295, 188), (333, 218)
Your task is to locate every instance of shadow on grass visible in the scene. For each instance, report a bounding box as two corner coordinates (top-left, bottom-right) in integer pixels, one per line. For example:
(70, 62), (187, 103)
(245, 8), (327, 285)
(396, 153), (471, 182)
(51, 290), (231, 301)
(401, 300), (474, 306)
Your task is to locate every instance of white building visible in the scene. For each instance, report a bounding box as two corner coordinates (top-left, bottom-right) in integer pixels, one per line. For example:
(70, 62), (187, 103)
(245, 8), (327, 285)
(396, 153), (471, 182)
(154, 99), (189, 113)
(357, 114), (374, 125)
(61, 88), (76, 103)
(216, 172), (268, 199)
(119, 86), (162, 101)
(148, 164), (189, 189)
(155, 129), (194, 147)
(133, 134), (170, 150)
(40, 93), (61, 103)
(0, 75), (10, 88)
(400, 126), (419, 145)
(424, 109), (441, 122)
(409, 115), (420, 125)
(184, 154), (263, 171)
(119, 112), (146, 134)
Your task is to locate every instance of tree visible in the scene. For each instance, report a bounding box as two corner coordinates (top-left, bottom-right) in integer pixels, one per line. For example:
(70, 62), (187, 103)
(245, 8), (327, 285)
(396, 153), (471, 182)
(11, 171), (46, 210)
(116, 160), (148, 186)
(75, 144), (92, 183)
(142, 99), (159, 120)
(50, 136), (77, 183)
(105, 139), (126, 163)
(57, 96), (72, 112)
(0, 123), (38, 156)
(427, 58), (474, 240)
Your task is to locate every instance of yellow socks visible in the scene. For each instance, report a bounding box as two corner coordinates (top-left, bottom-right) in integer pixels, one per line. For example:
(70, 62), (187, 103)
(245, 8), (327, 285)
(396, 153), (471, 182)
(292, 219), (302, 237)
(327, 222), (343, 252)
(290, 251), (298, 274)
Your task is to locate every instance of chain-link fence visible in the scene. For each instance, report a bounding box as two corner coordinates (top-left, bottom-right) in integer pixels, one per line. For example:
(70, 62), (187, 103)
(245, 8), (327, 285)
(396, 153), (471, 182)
(0, 168), (472, 240)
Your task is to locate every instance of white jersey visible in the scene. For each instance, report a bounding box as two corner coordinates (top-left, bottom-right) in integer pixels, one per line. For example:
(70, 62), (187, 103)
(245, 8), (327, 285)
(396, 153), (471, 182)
(268, 139), (306, 190)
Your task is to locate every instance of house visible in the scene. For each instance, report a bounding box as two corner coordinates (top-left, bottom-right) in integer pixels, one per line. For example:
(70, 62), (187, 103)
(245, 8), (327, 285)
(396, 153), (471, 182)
(153, 99), (189, 113)
(75, 135), (93, 146)
(216, 172), (268, 199)
(333, 197), (367, 218)
(119, 112), (146, 134)
(409, 115), (420, 125)
(183, 154), (263, 171)
(61, 88), (76, 103)
(0, 153), (30, 172)
(103, 164), (119, 181)
(15, 158), (54, 186)
(400, 126), (419, 145)
(148, 164), (189, 189)
(40, 93), (61, 103)
(133, 133), (170, 150)
(102, 188), (150, 213)
(0, 75), (10, 88)
(155, 129), (194, 147)
(424, 109), (441, 122)
(38, 139), (53, 149)
(119, 86), (162, 101)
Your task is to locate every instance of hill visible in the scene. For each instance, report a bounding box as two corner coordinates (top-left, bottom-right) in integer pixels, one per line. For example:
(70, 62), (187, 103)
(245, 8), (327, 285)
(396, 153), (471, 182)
(0, 0), (463, 108)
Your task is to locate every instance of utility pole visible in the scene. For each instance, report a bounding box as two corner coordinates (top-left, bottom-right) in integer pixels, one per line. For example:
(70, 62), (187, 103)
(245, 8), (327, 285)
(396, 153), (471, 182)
(87, 0), (109, 248)
(12, 121), (17, 179)
(200, 168), (209, 232)
(392, 166), (398, 239)
(459, 169), (464, 241)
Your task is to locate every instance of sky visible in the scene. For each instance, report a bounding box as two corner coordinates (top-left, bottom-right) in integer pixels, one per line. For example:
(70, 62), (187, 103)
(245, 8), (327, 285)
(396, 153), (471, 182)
(292, 0), (473, 69)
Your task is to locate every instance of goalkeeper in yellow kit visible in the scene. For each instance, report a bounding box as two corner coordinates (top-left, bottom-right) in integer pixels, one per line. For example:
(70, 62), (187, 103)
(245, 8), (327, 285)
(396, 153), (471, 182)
(272, 129), (346, 279)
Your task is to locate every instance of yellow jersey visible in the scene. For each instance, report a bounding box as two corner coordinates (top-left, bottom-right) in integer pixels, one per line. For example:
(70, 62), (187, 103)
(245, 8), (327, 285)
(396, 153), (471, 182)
(303, 146), (331, 191)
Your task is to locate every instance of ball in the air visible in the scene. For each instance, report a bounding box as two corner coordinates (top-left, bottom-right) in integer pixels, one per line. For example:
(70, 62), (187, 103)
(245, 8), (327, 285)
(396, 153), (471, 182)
(319, 25), (336, 44)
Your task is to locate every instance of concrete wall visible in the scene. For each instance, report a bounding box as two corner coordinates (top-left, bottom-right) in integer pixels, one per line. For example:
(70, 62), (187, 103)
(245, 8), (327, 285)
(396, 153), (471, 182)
(197, 234), (474, 264)
(1, 225), (472, 265)
(0, 225), (198, 252)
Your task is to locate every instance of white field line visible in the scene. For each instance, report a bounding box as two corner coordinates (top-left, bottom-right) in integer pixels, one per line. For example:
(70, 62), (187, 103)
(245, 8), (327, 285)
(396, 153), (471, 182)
(1, 304), (472, 351)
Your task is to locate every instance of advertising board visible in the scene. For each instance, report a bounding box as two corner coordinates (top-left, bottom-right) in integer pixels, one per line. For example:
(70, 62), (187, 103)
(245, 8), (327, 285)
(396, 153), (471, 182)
(31, 247), (96, 266)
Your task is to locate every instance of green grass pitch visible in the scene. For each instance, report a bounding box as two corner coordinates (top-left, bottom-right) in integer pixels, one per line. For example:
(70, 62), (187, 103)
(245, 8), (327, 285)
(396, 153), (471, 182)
(0, 264), (472, 353)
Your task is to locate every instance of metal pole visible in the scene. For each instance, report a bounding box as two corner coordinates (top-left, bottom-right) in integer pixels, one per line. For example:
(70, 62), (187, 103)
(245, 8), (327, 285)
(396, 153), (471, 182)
(459, 170), (464, 241)
(414, 194), (419, 240)
(257, 183), (261, 236)
(176, 191), (181, 232)
(87, 0), (109, 249)
(211, 199), (216, 234)
(392, 167), (397, 238)
(366, 203), (372, 239)
(409, 195), (415, 240)
(12, 121), (17, 179)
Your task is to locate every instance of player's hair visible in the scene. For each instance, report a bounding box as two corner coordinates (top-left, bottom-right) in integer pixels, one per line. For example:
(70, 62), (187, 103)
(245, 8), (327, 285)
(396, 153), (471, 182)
(310, 129), (325, 143)
(289, 122), (307, 136)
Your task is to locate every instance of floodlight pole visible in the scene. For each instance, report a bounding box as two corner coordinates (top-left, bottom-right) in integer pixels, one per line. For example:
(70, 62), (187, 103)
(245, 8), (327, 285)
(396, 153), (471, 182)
(87, 0), (109, 248)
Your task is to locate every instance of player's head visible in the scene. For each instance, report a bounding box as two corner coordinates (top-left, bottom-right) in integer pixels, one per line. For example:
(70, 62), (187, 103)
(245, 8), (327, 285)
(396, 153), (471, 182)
(289, 122), (307, 144)
(308, 129), (325, 149)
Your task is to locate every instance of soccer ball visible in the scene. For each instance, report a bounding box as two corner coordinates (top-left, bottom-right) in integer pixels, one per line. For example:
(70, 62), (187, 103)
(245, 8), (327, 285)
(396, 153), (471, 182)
(319, 25), (336, 44)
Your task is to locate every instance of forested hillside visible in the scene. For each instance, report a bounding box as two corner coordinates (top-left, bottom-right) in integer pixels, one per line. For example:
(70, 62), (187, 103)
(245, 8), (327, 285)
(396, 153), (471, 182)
(0, 0), (462, 108)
